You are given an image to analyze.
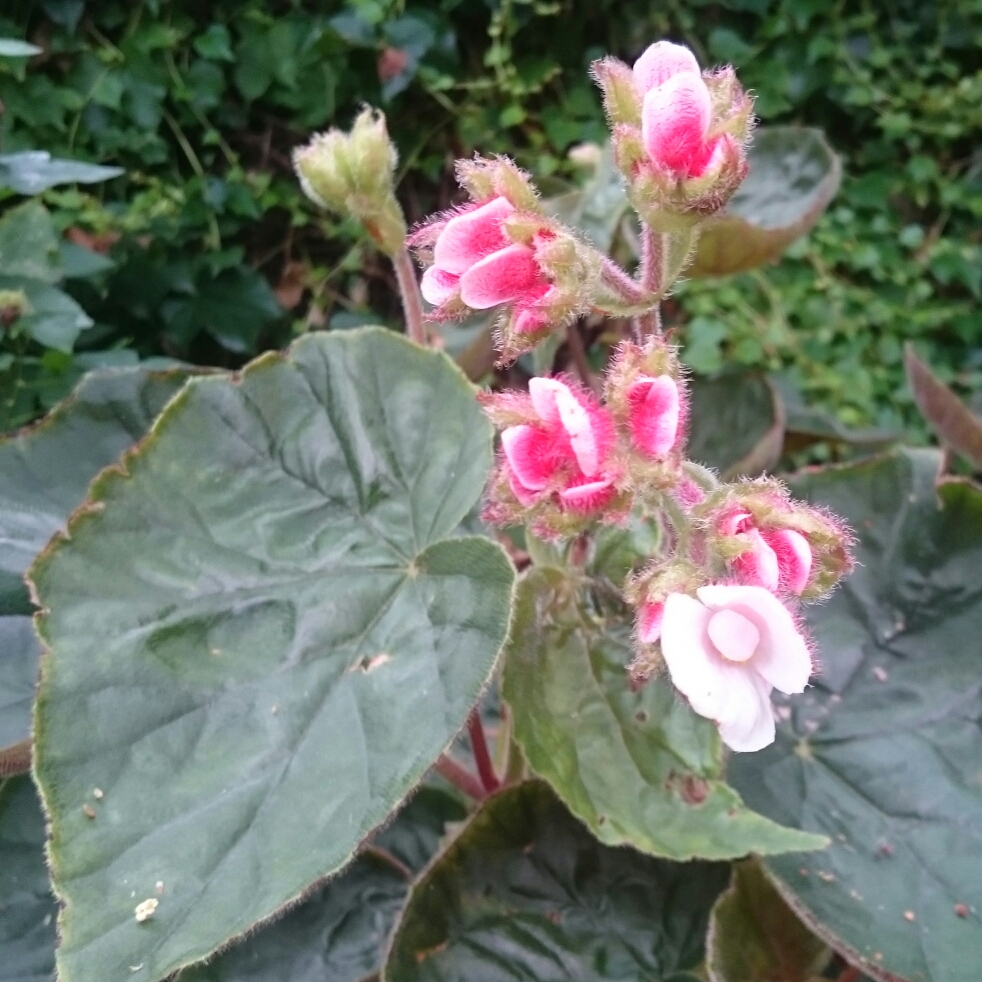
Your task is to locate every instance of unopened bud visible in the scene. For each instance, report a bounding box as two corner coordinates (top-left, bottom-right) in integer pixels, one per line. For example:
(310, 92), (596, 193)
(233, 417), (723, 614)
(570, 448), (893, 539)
(0, 289), (28, 328)
(293, 108), (407, 256)
(591, 57), (642, 128)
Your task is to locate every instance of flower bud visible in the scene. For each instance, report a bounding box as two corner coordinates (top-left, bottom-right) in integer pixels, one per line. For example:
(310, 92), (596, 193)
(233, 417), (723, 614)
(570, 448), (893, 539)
(293, 108), (407, 256)
(0, 288), (28, 329)
(591, 57), (642, 128)
(699, 479), (854, 599)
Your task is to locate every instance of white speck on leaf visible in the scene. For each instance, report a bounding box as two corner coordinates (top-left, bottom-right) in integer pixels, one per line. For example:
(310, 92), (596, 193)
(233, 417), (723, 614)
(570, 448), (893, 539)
(135, 898), (158, 923)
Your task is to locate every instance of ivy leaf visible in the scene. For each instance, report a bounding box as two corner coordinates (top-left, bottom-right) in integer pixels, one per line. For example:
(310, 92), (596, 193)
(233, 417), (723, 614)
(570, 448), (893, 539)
(384, 779), (731, 982)
(29, 328), (515, 982)
(0, 776), (58, 982)
(689, 127), (841, 277)
(729, 448), (982, 982)
(0, 152), (123, 196)
(0, 201), (62, 283)
(686, 370), (784, 478)
(706, 861), (831, 982)
(502, 568), (828, 861)
(177, 787), (467, 982)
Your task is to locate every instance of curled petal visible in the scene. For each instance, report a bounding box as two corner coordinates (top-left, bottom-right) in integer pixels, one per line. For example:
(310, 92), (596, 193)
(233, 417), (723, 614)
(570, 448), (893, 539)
(459, 244), (545, 309)
(633, 41), (701, 95)
(661, 592), (725, 721)
(420, 266), (459, 306)
(627, 374), (680, 457)
(527, 376), (568, 426)
(734, 528), (780, 592)
(512, 282), (553, 334)
(638, 601), (664, 644)
(641, 71), (712, 175)
(766, 528), (813, 595)
(558, 477), (615, 513)
(696, 584), (812, 694)
(501, 424), (560, 492)
(707, 608), (759, 663)
(715, 665), (776, 753)
(433, 196), (514, 275)
(554, 384), (603, 477)
(506, 465), (540, 506)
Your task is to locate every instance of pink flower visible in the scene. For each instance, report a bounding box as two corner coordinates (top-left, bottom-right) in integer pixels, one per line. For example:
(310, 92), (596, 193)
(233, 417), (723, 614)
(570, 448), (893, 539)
(660, 585), (812, 752)
(626, 374), (681, 457)
(500, 377), (616, 513)
(417, 196), (552, 327)
(633, 41), (732, 179)
(721, 510), (813, 596)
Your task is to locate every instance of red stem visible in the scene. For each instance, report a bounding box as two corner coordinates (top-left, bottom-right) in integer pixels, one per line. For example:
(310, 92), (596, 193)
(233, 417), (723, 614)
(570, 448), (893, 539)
(468, 710), (501, 793)
(435, 754), (486, 801)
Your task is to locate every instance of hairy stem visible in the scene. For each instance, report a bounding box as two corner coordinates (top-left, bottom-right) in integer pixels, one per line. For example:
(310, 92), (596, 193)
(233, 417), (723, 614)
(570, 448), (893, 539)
(468, 709), (501, 794)
(600, 256), (651, 306)
(634, 225), (663, 339)
(435, 754), (487, 801)
(393, 246), (428, 346)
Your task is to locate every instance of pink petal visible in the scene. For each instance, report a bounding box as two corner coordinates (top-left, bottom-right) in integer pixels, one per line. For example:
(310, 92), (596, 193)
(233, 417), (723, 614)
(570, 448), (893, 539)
(558, 477), (615, 513)
(513, 283), (553, 334)
(696, 585), (812, 694)
(501, 424), (560, 491)
(433, 196), (514, 275)
(641, 71), (712, 175)
(707, 608), (760, 663)
(638, 601), (664, 644)
(626, 375), (680, 457)
(766, 528), (813, 595)
(554, 384), (603, 477)
(719, 508), (753, 536)
(459, 244), (544, 309)
(661, 592), (726, 721)
(420, 266), (459, 306)
(506, 465), (540, 506)
(734, 528), (780, 592)
(715, 666), (776, 753)
(633, 41), (701, 95)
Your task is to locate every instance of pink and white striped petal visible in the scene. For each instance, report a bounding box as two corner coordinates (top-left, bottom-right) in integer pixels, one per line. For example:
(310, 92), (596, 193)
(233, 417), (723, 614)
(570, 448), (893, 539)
(558, 477), (615, 513)
(459, 244), (545, 309)
(734, 527), (780, 592)
(420, 266), (459, 306)
(432, 196), (515, 276)
(765, 528), (813, 595)
(641, 71), (712, 175)
(633, 41), (701, 95)
(626, 374), (680, 457)
(637, 601), (665, 645)
(501, 424), (560, 492)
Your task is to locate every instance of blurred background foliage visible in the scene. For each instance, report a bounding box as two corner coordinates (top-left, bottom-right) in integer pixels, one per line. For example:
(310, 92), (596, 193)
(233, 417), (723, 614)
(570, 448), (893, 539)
(0, 0), (980, 437)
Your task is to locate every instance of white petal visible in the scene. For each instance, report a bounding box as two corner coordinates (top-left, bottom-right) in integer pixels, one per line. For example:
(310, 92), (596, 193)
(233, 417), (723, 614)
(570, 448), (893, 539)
(553, 385), (600, 477)
(527, 376), (565, 425)
(697, 584), (811, 694)
(716, 666), (776, 753)
(660, 593), (725, 720)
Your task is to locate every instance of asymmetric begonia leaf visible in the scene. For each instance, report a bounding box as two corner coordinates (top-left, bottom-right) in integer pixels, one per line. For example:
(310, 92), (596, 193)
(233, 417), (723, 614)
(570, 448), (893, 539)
(29, 328), (515, 982)
(0, 775), (58, 982)
(689, 127), (840, 278)
(502, 568), (828, 860)
(729, 447), (982, 982)
(177, 787), (467, 982)
(0, 367), (192, 771)
(384, 779), (730, 982)
(686, 371), (784, 478)
(706, 861), (830, 982)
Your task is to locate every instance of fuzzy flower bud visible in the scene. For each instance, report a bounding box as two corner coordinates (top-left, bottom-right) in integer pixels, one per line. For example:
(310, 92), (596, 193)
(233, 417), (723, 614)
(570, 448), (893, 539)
(479, 376), (628, 539)
(0, 288), (28, 329)
(603, 338), (688, 491)
(410, 156), (603, 364)
(701, 479), (854, 599)
(595, 41), (754, 231)
(293, 108), (407, 256)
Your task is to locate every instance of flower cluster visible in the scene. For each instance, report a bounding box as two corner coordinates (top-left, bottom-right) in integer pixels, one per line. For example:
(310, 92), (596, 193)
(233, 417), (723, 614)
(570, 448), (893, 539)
(479, 338), (686, 539)
(593, 40), (753, 230)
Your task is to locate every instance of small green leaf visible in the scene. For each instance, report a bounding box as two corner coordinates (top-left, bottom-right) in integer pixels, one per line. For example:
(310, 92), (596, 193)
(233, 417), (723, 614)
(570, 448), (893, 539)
(686, 370), (784, 478)
(707, 861), (831, 982)
(904, 343), (982, 470)
(0, 277), (92, 352)
(30, 329), (515, 982)
(689, 127), (841, 277)
(384, 779), (731, 982)
(729, 448), (982, 982)
(0, 152), (123, 196)
(502, 568), (828, 861)
(177, 787), (467, 982)
(0, 201), (61, 283)
(0, 776), (58, 982)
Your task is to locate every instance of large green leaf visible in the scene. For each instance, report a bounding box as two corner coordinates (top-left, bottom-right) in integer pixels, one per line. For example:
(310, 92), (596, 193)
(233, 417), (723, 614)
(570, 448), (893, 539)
(689, 127), (841, 278)
(706, 861), (830, 982)
(29, 328), (514, 982)
(502, 568), (827, 860)
(0, 775), (58, 982)
(384, 779), (729, 982)
(178, 787), (467, 982)
(729, 448), (982, 982)
(0, 367), (192, 771)
(686, 370), (784, 478)
(0, 151), (123, 196)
